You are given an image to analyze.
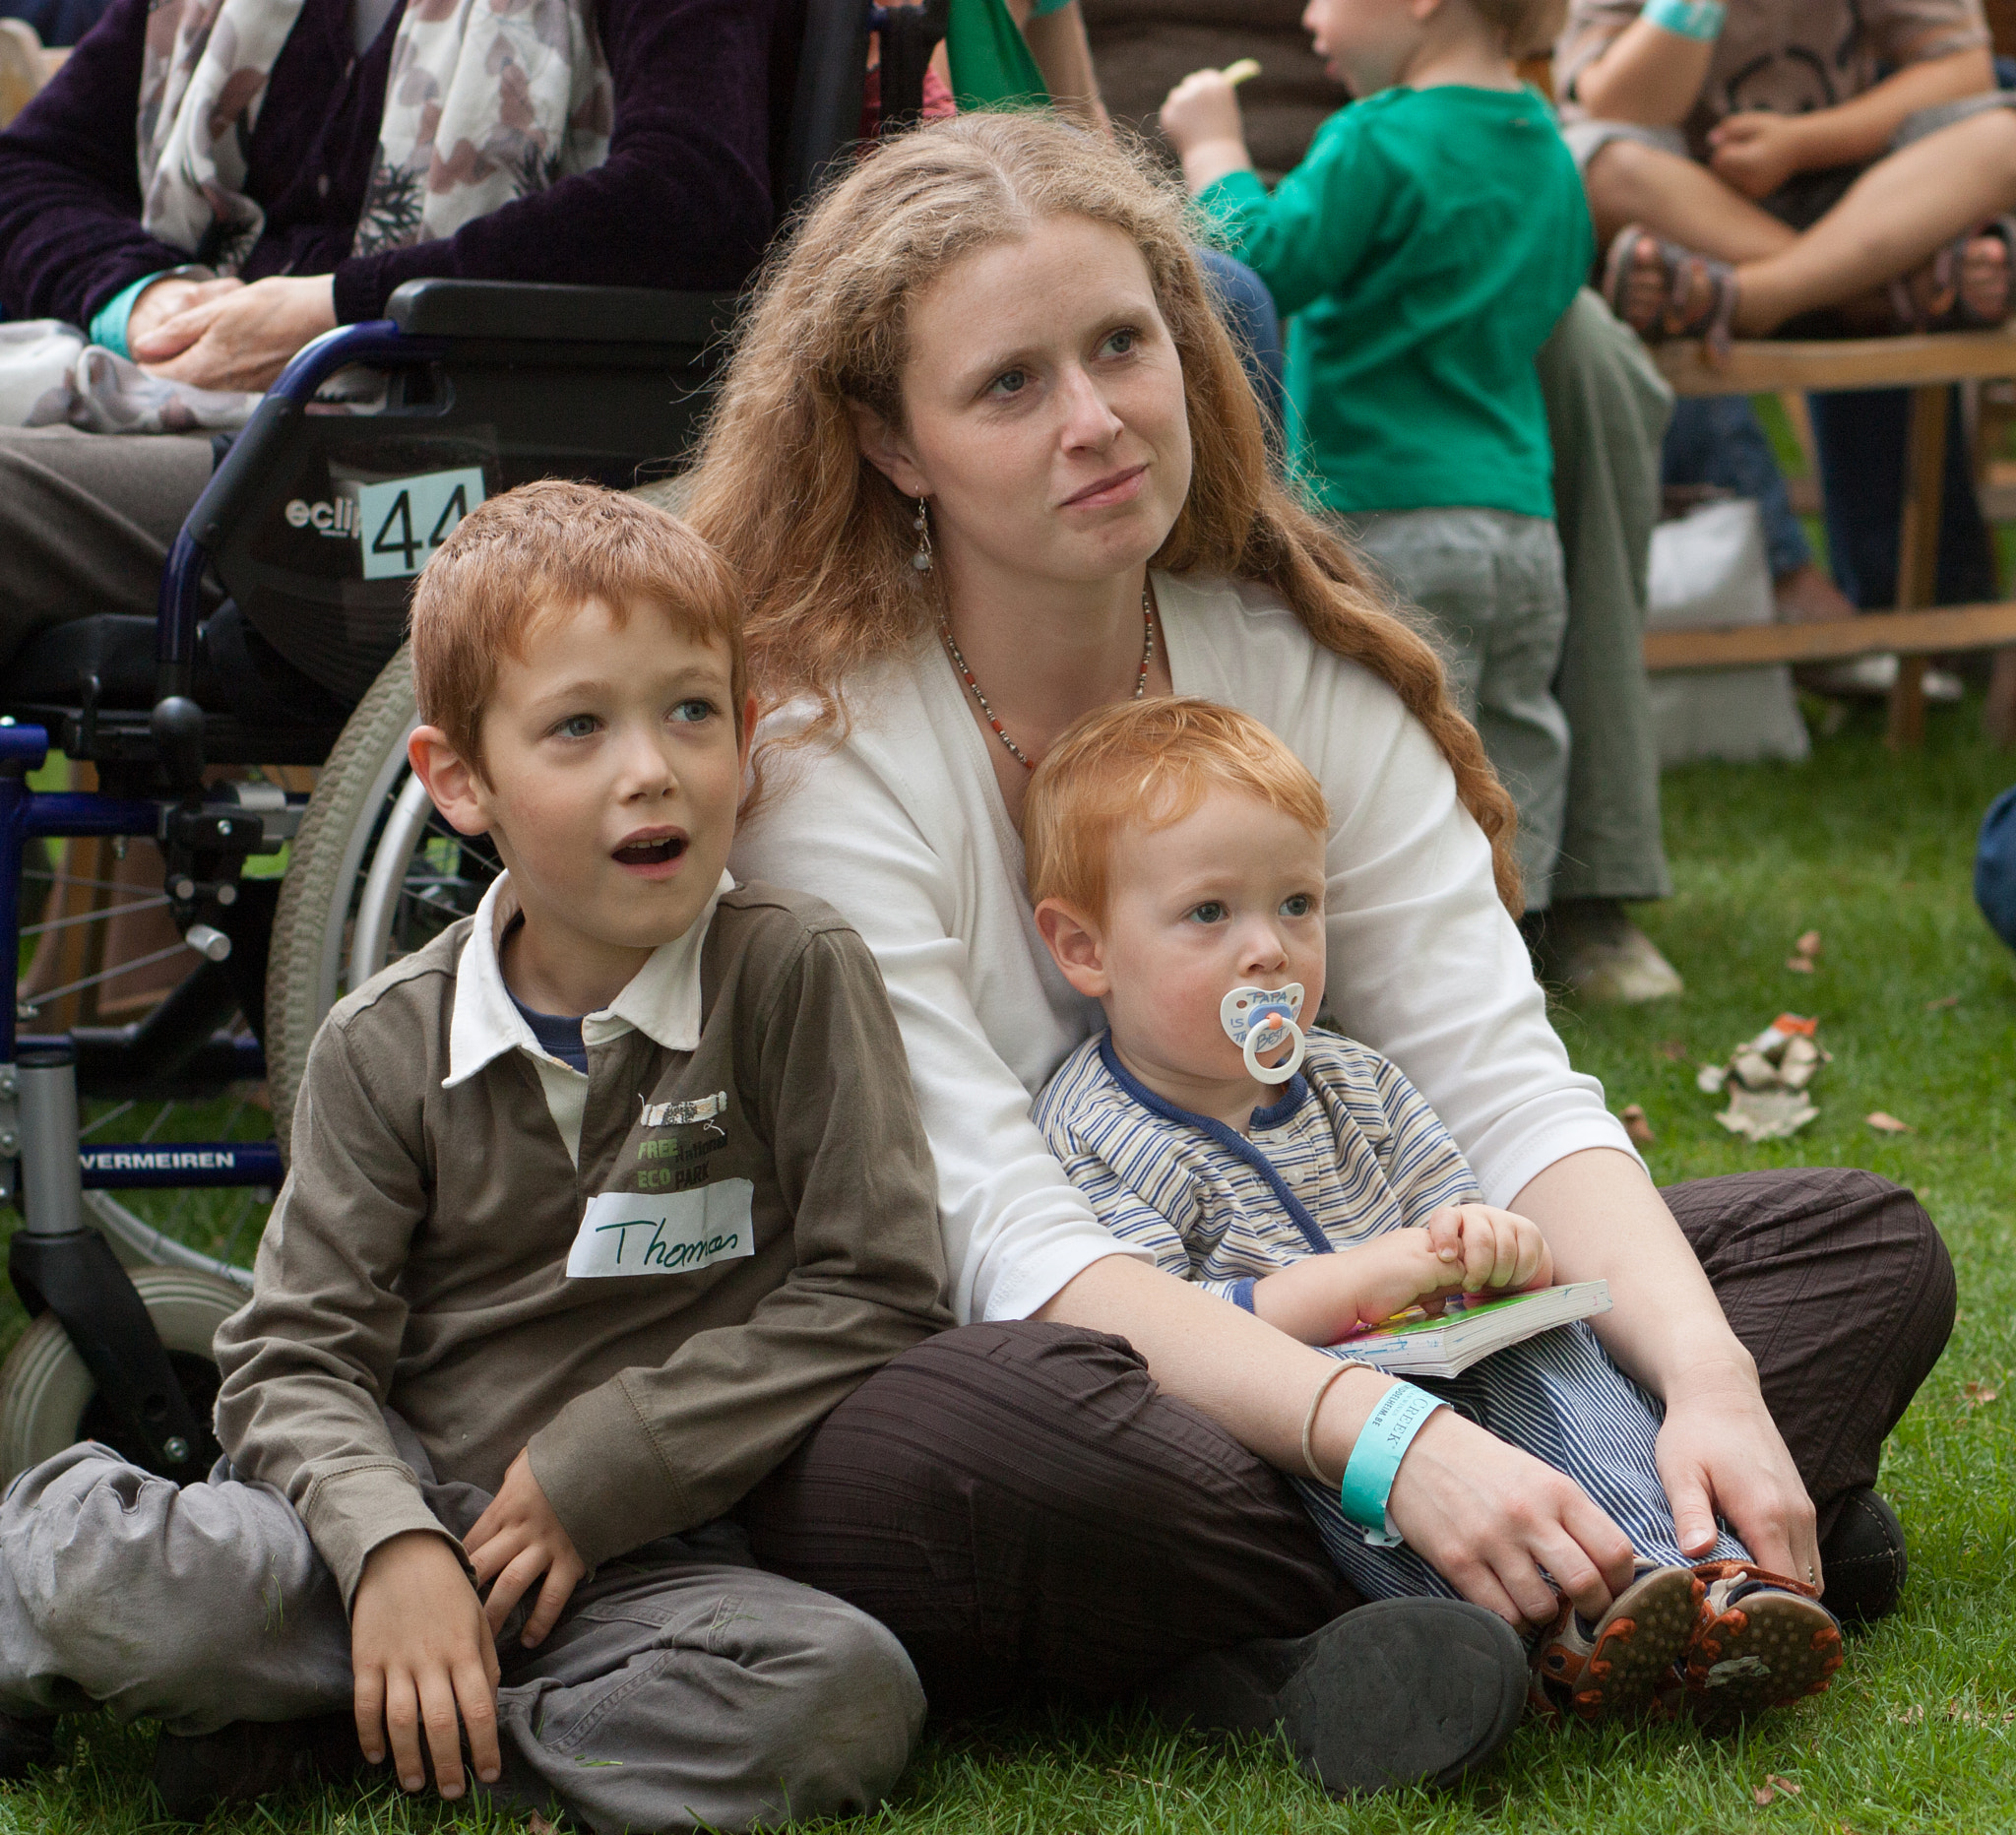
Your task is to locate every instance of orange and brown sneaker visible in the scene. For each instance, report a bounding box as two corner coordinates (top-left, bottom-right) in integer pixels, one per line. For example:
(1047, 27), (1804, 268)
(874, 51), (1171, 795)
(1532, 1563), (1706, 1725)
(1683, 1560), (1844, 1723)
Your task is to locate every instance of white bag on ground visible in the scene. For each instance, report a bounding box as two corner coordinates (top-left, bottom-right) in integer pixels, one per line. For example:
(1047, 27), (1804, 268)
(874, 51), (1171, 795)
(1644, 496), (1809, 767)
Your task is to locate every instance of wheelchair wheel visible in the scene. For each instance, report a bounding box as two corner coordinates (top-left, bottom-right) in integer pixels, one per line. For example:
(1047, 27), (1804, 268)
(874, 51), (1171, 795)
(265, 645), (502, 1158)
(0, 1268), (246, 1486)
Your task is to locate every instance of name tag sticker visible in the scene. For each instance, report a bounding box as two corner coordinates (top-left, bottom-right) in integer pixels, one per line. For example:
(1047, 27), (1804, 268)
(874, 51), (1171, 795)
(567, 1183), (755, 1279)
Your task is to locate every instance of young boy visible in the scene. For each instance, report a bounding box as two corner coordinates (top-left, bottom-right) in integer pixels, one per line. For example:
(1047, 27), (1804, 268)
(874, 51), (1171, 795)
(1025, 697), (1842, 1725)
(0, 481), (953, 1828)
(1160, 0), (1591, 915)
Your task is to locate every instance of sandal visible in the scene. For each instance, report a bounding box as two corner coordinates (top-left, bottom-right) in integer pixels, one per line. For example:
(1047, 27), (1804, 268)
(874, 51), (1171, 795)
(1682, 1559), (1844, 1721)
(1601, 222), (1740, 354)
(1531, 1563), (1706, 1724)
(1888, 217), (2016, 332)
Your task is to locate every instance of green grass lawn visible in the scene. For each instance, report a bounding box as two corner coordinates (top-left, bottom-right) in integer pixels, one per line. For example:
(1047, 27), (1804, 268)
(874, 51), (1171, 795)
(4, 693), (2014, 1834)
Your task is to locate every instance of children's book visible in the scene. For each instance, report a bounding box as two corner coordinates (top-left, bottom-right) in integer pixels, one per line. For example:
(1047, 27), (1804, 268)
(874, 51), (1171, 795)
(1333, 1281), (1612, 1378)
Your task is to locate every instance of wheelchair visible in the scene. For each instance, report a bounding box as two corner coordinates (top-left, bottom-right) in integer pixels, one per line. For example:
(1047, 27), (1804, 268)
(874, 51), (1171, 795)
(0, 0), (952, 1486)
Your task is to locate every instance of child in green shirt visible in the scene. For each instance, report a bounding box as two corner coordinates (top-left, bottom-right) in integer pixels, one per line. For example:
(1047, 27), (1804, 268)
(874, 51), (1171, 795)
(1161, 0), (1594, 914)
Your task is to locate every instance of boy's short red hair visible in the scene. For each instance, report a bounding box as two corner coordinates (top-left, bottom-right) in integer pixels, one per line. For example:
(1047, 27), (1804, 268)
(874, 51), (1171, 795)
(1024, 697), (1331, 918)
(410, 479), (746, 776)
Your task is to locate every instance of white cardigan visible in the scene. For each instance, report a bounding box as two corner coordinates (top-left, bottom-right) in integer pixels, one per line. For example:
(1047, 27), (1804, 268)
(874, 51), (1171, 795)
(730, 571), (1636, 1326)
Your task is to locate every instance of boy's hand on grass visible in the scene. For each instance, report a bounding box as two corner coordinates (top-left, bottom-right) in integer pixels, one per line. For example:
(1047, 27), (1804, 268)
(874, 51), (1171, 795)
(1706, 112), (1809, 199)
(465, 1447), (589, 1649)
(350, 1530), (501, 1800)
(1160, 70), (1254, 191)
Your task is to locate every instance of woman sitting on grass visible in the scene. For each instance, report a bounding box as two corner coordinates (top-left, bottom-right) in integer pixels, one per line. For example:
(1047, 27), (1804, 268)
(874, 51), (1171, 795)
(688, 112), (1954, 1796)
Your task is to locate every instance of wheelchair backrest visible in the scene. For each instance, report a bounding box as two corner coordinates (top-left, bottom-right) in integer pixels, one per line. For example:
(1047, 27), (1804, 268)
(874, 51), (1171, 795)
(177, 0), (873, 710)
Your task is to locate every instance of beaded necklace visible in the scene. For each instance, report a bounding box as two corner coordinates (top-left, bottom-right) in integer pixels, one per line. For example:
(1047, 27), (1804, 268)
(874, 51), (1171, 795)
(940, 587), (1156, 773)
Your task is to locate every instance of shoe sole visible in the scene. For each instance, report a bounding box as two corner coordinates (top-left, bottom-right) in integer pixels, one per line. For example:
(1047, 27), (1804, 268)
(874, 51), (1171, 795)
(1687, 1592), (1844, 1721)
(1274, 1597), (1528, 1795)
(1550, 1565), (1704, 1723)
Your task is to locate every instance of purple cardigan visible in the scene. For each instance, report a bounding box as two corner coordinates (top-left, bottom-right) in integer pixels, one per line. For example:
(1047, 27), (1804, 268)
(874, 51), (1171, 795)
(0, 0), (782, 328)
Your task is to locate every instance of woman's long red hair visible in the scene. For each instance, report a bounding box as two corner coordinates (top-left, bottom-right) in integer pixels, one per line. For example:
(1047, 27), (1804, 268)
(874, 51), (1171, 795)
(683, 112), (1521, 912)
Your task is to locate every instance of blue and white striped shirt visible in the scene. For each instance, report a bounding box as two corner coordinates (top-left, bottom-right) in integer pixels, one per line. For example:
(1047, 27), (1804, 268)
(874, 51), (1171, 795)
(1033, 1029), (1482, 1309)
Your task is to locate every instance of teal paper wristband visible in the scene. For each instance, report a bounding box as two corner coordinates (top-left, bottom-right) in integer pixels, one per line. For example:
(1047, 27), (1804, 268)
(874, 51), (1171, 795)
(1642, 0), (1726, 40)
(1338, 1382), (1444, 1548)
(88, 273), (167, 360)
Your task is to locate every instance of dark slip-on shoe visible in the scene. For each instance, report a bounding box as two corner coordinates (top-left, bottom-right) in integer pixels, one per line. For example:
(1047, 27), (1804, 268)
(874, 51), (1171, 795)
(1146, 1595), (1528, 1796)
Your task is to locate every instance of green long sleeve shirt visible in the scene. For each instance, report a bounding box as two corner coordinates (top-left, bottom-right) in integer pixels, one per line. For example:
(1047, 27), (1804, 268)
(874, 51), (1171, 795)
(1203, 85), (1594, 520)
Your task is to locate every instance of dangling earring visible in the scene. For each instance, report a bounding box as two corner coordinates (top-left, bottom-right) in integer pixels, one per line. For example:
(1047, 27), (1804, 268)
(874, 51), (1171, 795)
(912, 496), (933, 573)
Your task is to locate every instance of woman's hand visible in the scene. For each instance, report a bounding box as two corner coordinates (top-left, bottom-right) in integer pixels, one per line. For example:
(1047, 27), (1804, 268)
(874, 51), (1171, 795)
(464, 1447), (589, 1649)
(1160, 70), (1253, 192)
(1655, 1359), (1821, 1585)
(124, 276), (244, 361)
(133, 274), (337, 391)
(1384, 1406), (1638, 1625)
(1706, 111), (1812, 199)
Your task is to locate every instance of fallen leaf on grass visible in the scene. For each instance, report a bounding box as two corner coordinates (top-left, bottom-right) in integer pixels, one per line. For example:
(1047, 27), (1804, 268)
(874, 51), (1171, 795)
(1619, 1103), (1656, 1145)
(1753, 1774), (1802, 1804)
(1659, 1040), (1687, 1061)
(529, 1815), (560, 1835)
(1788, 929), (1822, 972)
(1925, 993), (1959, 1010)
(1964, 1381), (1999, 1408)
(1891, 1704), (1925, 1725)
(1865, 1111), (1914, 1133)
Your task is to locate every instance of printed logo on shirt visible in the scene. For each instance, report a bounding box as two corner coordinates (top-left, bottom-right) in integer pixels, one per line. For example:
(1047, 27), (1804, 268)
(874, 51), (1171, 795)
(639, 1091), (727, 1127)
(567, 1183), (756, 1279)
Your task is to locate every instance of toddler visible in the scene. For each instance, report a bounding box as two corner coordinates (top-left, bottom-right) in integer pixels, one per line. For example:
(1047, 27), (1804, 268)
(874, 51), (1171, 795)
(1028, 697), (1843, 1725)
(1160, 0), (1591, 913)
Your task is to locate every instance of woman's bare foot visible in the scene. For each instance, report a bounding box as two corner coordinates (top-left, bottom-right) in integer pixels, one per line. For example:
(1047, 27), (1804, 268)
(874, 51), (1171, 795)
(1891, 227), (2011, 330)
(1960, 229), (2010, 325)
(1775, 563), (1856, 623)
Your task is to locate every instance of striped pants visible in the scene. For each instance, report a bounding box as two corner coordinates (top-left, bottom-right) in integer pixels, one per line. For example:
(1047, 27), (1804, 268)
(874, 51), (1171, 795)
(1294, 1322), (1747, 1606)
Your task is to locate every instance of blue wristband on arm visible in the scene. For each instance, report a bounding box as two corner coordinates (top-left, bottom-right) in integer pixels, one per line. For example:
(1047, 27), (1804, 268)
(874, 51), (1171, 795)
(1641, 0), (1727, 40)
(87, 264), (215, 360)
(1338, 1381), (1445, 1549)
(88, 273), (167, 360)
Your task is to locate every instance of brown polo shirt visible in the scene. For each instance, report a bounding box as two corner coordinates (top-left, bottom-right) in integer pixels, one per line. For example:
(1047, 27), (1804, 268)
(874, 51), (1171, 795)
(213, 880), (952, 1604)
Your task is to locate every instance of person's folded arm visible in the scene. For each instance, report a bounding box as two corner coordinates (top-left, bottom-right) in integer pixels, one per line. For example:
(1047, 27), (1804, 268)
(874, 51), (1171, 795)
(212, 1014), (460, 1608)
(0, 0), (192, 325)
(1729, 42), (1992, 176)
(1566, 15), (1718, 128)
(330, 0), (778, 322)
(525, 921), (955, 1564)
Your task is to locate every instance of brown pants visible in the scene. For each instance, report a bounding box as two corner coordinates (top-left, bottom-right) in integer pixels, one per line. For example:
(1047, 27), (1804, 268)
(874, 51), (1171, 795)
(744, 1169), (1953, 1716)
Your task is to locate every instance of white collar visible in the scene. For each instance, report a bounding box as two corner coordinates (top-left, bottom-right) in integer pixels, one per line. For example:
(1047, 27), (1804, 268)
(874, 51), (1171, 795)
(443, 868), (733, 1088)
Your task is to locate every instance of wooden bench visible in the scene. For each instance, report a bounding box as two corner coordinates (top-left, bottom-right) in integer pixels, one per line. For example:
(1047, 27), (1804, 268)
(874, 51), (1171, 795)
(1647, 326), (2016, 747)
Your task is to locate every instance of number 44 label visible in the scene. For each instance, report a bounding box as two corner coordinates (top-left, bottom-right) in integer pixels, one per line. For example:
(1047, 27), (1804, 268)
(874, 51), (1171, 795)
(355, 467), (487, 581)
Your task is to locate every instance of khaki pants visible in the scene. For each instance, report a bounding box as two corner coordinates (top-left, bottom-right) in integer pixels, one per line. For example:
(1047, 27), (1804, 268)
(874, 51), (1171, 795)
(0, 1435), (922, 1833)
(1345, 506), (1571, 913)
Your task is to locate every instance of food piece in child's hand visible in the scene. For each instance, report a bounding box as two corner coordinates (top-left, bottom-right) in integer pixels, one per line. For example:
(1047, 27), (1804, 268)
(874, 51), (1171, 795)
(1222, 58), (1262, 85)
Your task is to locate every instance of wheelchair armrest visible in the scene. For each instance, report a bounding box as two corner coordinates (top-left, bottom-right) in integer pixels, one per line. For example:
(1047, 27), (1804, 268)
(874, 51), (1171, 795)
(385, 280), (737, 346)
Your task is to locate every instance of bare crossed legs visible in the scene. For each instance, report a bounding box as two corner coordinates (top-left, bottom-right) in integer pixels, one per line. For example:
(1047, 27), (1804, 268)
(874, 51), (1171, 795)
(1588, 104), (2016, 339)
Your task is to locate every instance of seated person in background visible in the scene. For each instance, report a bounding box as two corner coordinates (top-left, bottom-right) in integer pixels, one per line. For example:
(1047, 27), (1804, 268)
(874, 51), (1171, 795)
(1559, 0), (2016, 343)
(0, 0), (780, 664)
(1161, 0), (1590, 916)
(1028, 697), (1846, 1728)
(0, 482), (951, 1827)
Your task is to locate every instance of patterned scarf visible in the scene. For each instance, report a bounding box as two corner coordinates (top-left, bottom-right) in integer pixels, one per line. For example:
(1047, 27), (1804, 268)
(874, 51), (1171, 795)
(135, 0), (614, 275)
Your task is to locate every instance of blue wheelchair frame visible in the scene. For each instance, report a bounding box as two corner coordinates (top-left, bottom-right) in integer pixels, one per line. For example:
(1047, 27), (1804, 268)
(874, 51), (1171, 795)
(0, 0), (946, 1483)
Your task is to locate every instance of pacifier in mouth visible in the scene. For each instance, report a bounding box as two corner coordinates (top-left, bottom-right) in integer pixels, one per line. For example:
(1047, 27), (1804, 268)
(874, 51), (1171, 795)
(1220, 982), (1307, 1085)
